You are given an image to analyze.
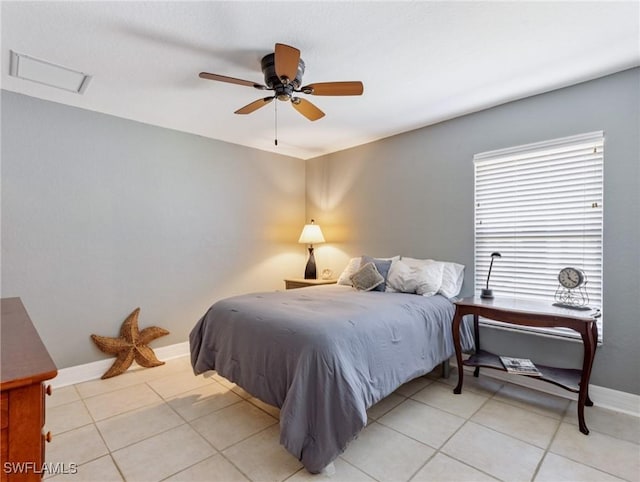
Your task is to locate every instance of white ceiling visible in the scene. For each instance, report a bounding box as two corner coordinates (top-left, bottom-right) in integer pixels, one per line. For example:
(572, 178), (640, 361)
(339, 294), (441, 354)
(2, 1), (639, 160)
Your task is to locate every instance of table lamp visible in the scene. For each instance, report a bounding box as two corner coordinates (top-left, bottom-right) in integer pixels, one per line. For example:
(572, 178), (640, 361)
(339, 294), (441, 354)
(481, 252), (502, 299)
(298, 219), (325, 279)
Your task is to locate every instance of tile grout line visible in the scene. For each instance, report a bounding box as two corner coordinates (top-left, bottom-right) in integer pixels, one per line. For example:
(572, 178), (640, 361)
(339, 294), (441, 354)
(338, 456), (384, 482)
(47, 389), (126, 481)
(185, 404), (280, 481)
(531, 416), (566, 482)
(546, 420), (638, 481)
(51, 368), (224, 481)
(82, 378), (221, 481)
(356, 374), (499, 481)
(495, 380), (564, 482)
(339, 422), (385, 482)
(105, 377), (219, 456)
(153, 374), (287, 480)
(406, 381), (501, 482)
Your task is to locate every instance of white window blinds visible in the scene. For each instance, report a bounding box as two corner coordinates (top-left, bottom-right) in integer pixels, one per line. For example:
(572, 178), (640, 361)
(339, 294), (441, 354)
(474, 131), (604, 341)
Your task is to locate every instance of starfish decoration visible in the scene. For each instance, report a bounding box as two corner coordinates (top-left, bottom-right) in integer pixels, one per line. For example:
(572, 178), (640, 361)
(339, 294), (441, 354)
(91, 308), (170, 379)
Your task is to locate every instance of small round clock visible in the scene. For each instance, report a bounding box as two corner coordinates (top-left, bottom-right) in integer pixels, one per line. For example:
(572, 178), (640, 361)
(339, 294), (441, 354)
(558, 267), (586, 289)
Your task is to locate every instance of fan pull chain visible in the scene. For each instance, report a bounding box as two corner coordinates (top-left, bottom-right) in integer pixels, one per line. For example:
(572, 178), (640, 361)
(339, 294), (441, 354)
(274, 100), (278, 146)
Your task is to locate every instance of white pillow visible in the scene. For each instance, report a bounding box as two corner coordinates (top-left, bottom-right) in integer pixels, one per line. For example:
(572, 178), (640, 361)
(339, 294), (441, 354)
(401, 257), (465, 298)
(386, 260), (419, 293)
(337, 257), (362, 286)
(439, 261), (465, 298)
(386, 259), (443, 296)
(414, 261), (445, 297)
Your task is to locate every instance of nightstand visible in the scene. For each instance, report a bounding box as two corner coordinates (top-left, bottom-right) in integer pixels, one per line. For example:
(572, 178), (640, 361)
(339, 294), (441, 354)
(284, 278), (337, 290)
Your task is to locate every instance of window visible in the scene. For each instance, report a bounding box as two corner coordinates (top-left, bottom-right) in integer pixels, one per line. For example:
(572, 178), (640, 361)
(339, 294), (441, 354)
(474, 131), (604, 341)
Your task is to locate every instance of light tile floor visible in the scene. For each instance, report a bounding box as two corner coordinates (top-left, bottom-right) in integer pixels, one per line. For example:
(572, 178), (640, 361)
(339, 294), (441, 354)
(45, 356), (640, 482)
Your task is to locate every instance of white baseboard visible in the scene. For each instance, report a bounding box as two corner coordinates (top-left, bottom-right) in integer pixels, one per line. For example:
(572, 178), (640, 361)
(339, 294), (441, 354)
(451, 359), (640, 418)
(52, 341), (190, 388)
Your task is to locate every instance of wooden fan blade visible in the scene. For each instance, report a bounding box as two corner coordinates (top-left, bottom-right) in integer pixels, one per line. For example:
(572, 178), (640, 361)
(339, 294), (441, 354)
(291, 98), (325, 121)
(234, 97), (274, 115)
(199, 72), (267, 90)
(301, 81), (364, 96)
(274, 43), (300, 83)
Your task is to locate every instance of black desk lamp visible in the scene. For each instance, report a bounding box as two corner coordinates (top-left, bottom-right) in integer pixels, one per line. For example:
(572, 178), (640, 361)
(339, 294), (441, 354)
(298, 219), (325, 279)
(481, 252), (502, 299)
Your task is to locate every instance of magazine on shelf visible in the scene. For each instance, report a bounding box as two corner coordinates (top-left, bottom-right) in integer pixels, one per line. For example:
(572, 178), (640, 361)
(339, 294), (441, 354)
(499, 356), (542, 376)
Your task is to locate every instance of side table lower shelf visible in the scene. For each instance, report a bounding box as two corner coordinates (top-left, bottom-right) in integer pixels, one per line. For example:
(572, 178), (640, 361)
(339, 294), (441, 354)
(464, 349), (587, 395)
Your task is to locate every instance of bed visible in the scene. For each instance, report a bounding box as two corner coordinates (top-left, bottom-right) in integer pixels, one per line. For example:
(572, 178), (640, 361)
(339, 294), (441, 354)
(189, 284), (473, 473)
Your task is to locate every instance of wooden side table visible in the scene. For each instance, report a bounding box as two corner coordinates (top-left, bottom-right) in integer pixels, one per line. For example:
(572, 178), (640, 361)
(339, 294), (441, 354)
(284, 278), (337, 290)
(451, 296), (599, 435)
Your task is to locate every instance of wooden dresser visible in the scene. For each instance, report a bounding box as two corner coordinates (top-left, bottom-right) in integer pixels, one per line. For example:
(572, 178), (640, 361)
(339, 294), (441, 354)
(1, 298), (57, 481)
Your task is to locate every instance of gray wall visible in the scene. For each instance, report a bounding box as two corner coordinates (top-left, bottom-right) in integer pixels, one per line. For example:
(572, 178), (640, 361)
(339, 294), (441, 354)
(1, 91), (306, 369)
(306, 68), (640, 394)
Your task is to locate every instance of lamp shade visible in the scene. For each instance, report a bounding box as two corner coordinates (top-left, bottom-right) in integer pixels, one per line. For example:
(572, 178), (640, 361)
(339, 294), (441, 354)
(298, 221), (325, 245)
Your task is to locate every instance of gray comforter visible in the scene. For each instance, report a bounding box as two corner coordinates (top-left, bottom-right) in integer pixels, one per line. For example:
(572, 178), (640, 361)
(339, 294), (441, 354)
(190, 285), (472, 473)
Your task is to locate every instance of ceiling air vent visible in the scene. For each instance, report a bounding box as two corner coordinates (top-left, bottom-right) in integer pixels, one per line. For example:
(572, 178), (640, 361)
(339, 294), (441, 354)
(9, 50), (91, 94)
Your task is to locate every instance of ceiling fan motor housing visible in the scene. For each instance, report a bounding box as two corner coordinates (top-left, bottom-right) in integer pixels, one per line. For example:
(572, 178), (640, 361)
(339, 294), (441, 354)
(261, 53), (305, 101)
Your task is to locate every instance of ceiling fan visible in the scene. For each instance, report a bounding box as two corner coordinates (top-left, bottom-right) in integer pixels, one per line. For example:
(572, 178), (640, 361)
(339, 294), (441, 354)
(199, 43), (364, 122)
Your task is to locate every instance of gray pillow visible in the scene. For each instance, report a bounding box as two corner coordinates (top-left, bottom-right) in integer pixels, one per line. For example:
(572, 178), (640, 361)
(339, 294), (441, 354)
(350, 262), (385, 291)
(361, 255), (392, 292)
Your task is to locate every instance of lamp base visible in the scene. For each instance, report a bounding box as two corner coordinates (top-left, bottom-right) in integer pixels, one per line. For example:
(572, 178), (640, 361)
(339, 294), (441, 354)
(480, 289), (494, 299)
(304, 247), (317, 279)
